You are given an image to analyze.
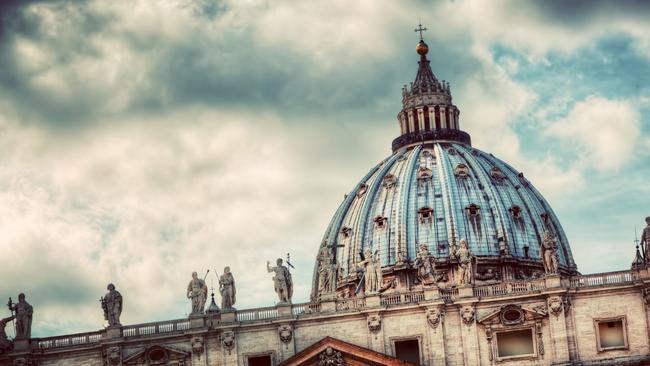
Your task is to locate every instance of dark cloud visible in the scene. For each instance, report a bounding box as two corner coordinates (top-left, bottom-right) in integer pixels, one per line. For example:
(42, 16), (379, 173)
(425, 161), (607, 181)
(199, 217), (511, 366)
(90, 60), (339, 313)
(528, 0), (650, 26)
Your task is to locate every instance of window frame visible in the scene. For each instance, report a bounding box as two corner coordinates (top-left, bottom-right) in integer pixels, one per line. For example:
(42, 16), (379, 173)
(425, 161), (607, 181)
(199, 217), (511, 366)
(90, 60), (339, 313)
(493, 326), (538, 362)
(244, 351), (275, 366)
(390, 335), (423, 366)
(594, 316), (629, 352)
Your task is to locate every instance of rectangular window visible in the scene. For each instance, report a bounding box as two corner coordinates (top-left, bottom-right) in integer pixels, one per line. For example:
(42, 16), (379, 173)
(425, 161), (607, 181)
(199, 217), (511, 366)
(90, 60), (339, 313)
(596, 317), (627, 351)
(496, 328), (535, 359)
(394, 339), (420, 365)
(248, 355), (272, 366)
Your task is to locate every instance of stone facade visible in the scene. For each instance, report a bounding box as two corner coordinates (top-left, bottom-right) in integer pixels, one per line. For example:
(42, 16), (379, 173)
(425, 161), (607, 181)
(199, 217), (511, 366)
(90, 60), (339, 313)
(3, 269), (650, 365)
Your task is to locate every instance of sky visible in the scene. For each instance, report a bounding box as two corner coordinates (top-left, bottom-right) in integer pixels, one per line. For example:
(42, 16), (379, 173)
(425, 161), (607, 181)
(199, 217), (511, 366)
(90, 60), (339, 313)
(0, 0), (649, 338)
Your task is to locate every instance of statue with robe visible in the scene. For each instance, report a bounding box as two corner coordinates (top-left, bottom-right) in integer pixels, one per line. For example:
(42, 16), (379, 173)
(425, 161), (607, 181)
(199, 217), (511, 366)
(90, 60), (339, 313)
(642, 217), (650, 261)
(414, 244), (436, 286)
(267, 258), (293, 303)
(219, 267), (236, 310)
(0, 315), (15, 353)
(358, 248), (382, 294)
(101, 283), (123, 327)
(187, 272), (208, 315)
(541, 231), (560, 274)
(454, 240), (474, 286)
(318, 247), (337, 294)
(7, 294), (32, 339)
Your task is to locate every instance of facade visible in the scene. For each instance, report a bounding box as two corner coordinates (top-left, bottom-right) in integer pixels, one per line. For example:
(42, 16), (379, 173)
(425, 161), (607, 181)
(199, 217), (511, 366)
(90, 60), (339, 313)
(2, 36), (650, 366)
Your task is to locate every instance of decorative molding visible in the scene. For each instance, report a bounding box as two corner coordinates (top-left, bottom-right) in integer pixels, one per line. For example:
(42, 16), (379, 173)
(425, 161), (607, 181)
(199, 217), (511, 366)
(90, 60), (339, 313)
(548, 296), (563, 317)
(461, 306), (475, 326)
(105, 346), (121, 366)
(318, 346), (349, 366)
(191, 336), (204, 357)
(367, 314), (381, 334)
(278, 324), (293, 344)
(221, 330), (235, 354)
(426, 306), (444, 329)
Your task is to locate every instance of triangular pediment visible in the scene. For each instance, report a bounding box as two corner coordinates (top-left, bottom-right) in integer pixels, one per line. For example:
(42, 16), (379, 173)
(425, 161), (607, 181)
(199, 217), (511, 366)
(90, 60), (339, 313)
(122, 344), (190, 365)
(278, 336), (415, 366)
(477, 303), (547, 326)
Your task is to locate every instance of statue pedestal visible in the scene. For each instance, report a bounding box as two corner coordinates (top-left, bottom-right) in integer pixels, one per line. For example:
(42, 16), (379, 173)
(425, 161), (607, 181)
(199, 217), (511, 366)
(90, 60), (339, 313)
(221, 309), (236, 323)
(545, 274), (561, 288)
(12, 339), (31, 352)
(320, 299), (336, 313)
(365, 294), (381, 307)
(424, 287), (440, 300)
(458, 286), (474, 298)
(277, 303), (292, 317)
(103, 326), (122, 339)
(189, 315), (205, 329)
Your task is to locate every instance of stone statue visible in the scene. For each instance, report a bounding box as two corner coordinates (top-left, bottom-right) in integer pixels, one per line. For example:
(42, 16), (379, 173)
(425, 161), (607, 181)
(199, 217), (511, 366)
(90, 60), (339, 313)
(267, 258), (293, 303)
(454, 239), (474, 286)
(187, 272), (208, 315)
(317, 247), (336, 294)
(101, 283), (123, 327)
(358, 248), (382, 294)
(414, 244), (436, 286)
(541, 232), (560, 274)
(219, 267), (236, 310)
(7, 294), (32, 339)
(642, 217), (650, 260)
(0, 315), (15, 353)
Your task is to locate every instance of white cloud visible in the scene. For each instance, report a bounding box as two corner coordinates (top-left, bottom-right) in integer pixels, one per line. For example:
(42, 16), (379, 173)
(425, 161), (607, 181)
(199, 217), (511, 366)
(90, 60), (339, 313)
(545, 96), (640, 172)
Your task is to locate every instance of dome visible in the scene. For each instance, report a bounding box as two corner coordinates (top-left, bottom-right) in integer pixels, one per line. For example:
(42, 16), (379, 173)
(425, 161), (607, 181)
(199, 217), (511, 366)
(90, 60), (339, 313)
(310, 37), (577, 300)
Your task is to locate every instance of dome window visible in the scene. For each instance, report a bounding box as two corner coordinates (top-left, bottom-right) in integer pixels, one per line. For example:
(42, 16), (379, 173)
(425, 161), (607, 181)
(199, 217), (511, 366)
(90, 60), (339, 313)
(466, 204), (480, 217)
(383, 174), (397, 188)
(466, 204), (482, 238)
(340, 226), (353, 238)
(448, 147), (457, 155)
(509, 206), (522, 219)
(418, 207), (434, 224)
(417, 166), (433, 181)
(517, 173), (529, 187)
(491, 167), (506, 182)
(373, 216), (388, 230)
(454, 164), (470, 178)
(356, 184), (368, 198)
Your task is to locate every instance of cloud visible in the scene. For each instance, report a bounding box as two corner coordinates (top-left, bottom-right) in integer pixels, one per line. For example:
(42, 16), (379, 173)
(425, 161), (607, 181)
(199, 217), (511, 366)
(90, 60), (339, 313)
(0, 0), (648, 337)
(545, 96), (640, 172)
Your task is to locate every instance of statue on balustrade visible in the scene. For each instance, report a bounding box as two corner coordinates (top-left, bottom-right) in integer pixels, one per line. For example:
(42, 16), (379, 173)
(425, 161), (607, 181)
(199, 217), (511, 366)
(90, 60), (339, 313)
(219, 266), (236, 310)
(7, 293), (32, 339)
(358, 248), (383, 294)
(318, 247), (337, 294)
(101, 283), (123, 327)
(267, 258), (293, 303)
(541, 231), (560, 274)
(414, 243), (437, 286)
(642, 216), (650, 261)
(187, 271), (208, 315)
(454, 239), (474, 286)
(0, 315), (15, 353)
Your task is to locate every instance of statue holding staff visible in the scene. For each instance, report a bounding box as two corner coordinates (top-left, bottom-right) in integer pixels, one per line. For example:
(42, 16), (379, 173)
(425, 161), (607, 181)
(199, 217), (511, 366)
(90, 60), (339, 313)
(267, 258), (293, 303)
(7, 293), (33, 339)
(100, 283), (123, 327)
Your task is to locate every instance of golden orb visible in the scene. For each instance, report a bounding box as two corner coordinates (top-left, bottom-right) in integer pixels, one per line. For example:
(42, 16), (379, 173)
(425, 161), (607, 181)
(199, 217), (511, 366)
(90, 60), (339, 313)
(416, 40), (429, 55)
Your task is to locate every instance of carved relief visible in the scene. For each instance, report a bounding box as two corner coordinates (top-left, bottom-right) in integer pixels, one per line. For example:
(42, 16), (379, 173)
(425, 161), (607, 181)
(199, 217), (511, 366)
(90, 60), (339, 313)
(548, 296), (563, 317)
(499, 305), (524, 326)
(191, 336), (204, 357)
(318, 346), (349, 366)
(367, 314), (381, 333)
(461, 306), (475, 325)
(221, 330), (235, 353)
(426, 307), (444, 329)
(475, 267), (499, 281)
(278, 324), (293, 344)
(105, 346), (121, 366)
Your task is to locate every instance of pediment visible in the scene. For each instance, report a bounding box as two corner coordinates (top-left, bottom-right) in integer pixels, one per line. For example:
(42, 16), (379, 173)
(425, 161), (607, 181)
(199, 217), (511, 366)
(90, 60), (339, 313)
(477, 303), (547, 326)
(122, 344), (190, 365)
(278, 336), (414, 366)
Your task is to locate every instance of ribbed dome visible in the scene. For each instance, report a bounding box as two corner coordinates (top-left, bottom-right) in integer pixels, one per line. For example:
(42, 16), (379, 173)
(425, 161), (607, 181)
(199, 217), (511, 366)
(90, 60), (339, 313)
(311, 144), (577, 299)
(310, 35), (577, 300)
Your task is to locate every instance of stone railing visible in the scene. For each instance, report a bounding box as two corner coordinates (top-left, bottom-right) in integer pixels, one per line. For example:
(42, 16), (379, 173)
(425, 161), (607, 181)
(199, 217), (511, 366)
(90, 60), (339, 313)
(335, 297), (367, 311)
(473, 279), (546, 298)
(122, 318), (190, 337)
(567, 270), (638, 288)
(380, 291), (425, 306)
(440, 288), (458, 301)
(235, 306), (279, 322)
(292, 302), (322, 316)
(36, 330), (103, 350)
